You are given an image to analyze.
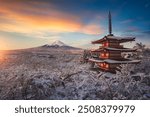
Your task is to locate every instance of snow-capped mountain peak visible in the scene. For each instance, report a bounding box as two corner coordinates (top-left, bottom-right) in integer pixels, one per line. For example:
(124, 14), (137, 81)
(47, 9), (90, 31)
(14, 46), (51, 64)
(41, 40), (81, 50)
(51, 40), (67, 47)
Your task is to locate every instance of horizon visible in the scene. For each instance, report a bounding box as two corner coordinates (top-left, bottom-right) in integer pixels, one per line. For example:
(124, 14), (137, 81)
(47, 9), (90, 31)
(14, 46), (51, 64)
(0, 0), (150, 50)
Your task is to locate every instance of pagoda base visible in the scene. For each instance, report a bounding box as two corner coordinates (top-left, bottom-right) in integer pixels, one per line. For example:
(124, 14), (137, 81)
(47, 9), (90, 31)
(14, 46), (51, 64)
(88, 58), (140, 73)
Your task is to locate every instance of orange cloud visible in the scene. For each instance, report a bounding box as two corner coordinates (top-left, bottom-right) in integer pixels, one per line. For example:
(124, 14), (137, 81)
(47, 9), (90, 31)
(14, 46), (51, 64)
(81, 24), (101, 34)
(0, 0), (103, 35)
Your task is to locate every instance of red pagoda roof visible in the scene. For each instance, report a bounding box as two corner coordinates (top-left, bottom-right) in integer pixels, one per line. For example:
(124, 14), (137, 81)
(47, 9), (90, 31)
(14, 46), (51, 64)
(92, 35), (135, 44)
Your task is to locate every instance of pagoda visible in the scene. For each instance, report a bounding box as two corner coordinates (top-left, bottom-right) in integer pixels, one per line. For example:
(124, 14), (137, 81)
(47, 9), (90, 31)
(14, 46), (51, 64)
(89, 12), (140, 72)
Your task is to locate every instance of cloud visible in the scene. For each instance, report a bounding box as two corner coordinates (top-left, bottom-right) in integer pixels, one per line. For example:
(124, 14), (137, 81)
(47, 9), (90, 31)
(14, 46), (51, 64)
(81, 23), (102, 35)
(0, 0), (105, 50)
(0, 0), (103, 35)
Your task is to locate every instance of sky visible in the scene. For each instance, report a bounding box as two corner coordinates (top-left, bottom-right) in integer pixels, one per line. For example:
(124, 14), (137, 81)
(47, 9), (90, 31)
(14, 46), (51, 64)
(0, 0), (150, 50)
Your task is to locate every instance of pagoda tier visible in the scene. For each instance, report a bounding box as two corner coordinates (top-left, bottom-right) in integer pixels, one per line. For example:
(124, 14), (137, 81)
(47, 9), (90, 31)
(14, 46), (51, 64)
(89, 58), (140, 72)
(92, 35), (135, 44)
(89, 58), (140, 64)
(92, 47), (137, 52)
(91, 47), (137, 60)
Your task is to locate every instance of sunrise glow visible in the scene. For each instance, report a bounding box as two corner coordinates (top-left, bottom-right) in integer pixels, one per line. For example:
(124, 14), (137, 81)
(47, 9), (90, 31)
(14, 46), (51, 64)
(0, 0), (149, 50)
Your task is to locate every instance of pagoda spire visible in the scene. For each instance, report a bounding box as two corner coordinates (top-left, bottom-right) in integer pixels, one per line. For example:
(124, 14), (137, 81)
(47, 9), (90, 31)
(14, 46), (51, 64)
(108, 11), (113, 35)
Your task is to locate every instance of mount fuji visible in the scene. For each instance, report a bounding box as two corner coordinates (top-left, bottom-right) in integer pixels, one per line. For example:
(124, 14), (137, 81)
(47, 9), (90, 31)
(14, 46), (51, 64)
(41, 40), (81, 50)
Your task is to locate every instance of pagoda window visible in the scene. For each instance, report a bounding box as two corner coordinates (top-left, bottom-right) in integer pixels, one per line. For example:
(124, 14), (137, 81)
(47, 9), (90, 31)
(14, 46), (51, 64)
(100, 63), (104, 67)
(101, 53), (105, 57)
(99, 63), (109, 69)
(105, 64), (109, 69)
(100, 52), (109, 58)
(105, 53), (109, 57)
(102, 42), (109, 47)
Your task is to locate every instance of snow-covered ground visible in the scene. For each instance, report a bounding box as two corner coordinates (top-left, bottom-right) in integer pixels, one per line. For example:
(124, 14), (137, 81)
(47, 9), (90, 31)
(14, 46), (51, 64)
(0, 48), (149, 100)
